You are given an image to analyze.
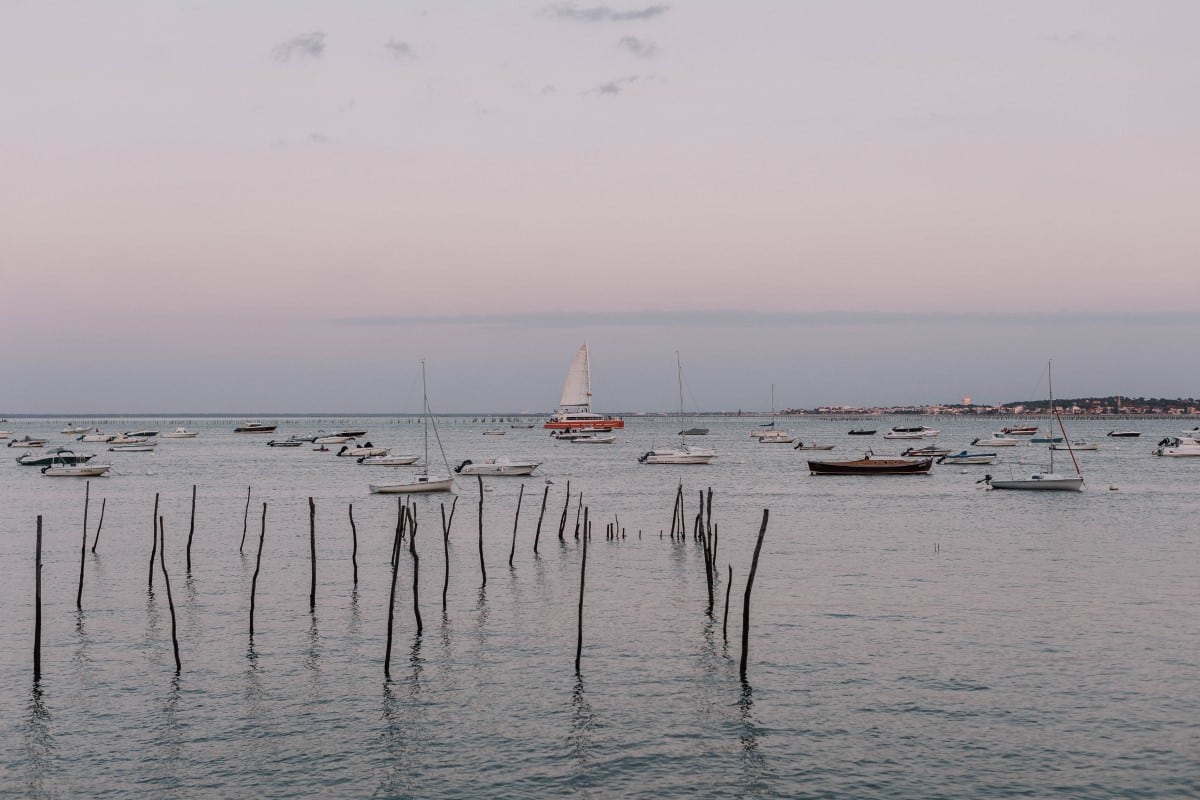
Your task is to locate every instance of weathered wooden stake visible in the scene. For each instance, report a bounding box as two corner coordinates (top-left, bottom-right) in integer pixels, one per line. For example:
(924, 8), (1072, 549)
(477, 476), (487, 586)
(533, 484), (549, 555)
(575, 506), (589, 674)
(90, 498), (106, 554)
(76, 481), (90, 610)
(723, 564), (733, 643)
(574, 492), (584, 540)
(409, 506), (422, 635)
(441, 497), (458, 612)
(239, 485), (251, 553)
(186, 484), (197, 572)
(249, 503), (266, 638)
(740, 509), (770, 679)
(557, 480), (571, 541)
(348, 504), (358, 585)
(159, 517), (182, 673)
(34, 515), (43, 683)
(392, 498), (404, 568)
(308, 497), (317, 611)
(384, 505), (403, 679)
(148, 492), (159, 592)
(509, 483), (524, 567)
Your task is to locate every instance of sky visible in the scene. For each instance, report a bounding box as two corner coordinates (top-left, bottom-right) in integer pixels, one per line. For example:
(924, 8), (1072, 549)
(2, 1), (1198, 413)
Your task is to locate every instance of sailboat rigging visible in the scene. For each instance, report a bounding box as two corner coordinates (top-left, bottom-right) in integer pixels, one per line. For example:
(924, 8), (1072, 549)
(985, 361), (1083, 492)
(639, 352), (716, 465)
(369, 361), (455, 494)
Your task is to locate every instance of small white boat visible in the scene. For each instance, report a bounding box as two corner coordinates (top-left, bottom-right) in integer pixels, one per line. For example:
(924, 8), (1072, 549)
(986, 472), (1084, 491)
(313, 434), (353, 445)
(336, 429), (368, 438)
(17, 448), (96, 466)
(883, 426), (941, 439)
(972, 433), (1020, 447)
(901, 445), (952, 457)
(109, 442), (157, 452)
(266, 438), (306, 447)
(1106, 430), (1140, 438)
(638, 445), (716, 464)
(1030, 430), (1064, 444)
(1001, 425), (1039, 436)
(793, 442), (835, 451)
(337, 443), (389, 457)
(7, 436), (48, 448)
(757, 430), (795, 444)
(125, 429), (159, 438)
(358, 454), (421, 466)
(107, 434), (148, 445)
(235, 422), (277, 433)
(42, 460), (112, 477)
(1050, 440), (1098, 451)
(78, 431), (115, 442)
(61, 423), (93, 435)
(0, 430), (11, 439)
(455, 457), (541, 476)
(938, 450), (999, 465)
(571, 434), (616, 444)
(160, 427), (199, 438)
(1153, 436), (1200, 457)
(370, 473), (455, 494)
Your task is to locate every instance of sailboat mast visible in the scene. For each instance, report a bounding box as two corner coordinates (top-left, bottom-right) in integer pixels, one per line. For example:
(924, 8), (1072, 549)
(1047, 360), (1054, 472)
(421, 359), (429, 467)
(676, 352), (684, 424)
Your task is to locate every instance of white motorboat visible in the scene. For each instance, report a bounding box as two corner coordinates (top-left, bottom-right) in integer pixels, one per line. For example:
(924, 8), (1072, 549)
(638, 445), (716, 464)
(883, 426), (941, 439)
(126, 429), (159, 438)
(235, 422), (277, 433)
(1153, 436), (1200, 457)
(61, 423), (93, 434)
(370, 361), (455, 495)
(337, 428), (368, 438)
(985, 363), (1083, 492)
(0, 430), (10, 439)
(571, 434), (616, 444)
(1106, 430), (1141, 438)
(7, 436), (48, 448)
(938, 450), (998, 465)
(107, 434), (147, 445)
(901, 445), (952, 457)
(109, 442), (157, 452)
(313, 434), (353, 444)
(17, 448), (96, 466)
(160, 427), (199, 438)
(358, 454), (421, 466)
(266, 438), (306, 447)
(972, 433), (1020, 447)
(757, 430), (795, 444)
(42, 459), (112, 477)
(793, 442), (835, 451)
(337, 443), (389, 457)
(1050, 440), (1098, 451)
(1001, 425), (1039, 436)
(455, 457), (541, 476)
(78, 431), (114, 442)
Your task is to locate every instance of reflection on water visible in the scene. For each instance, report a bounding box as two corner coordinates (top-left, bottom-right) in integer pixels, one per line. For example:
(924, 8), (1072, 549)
(23, 686), (55, 800)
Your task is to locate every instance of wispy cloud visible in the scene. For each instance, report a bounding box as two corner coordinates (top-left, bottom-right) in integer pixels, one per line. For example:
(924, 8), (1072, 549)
(540, 3), (670, 23)
(589, 75), (639, 95)
(335, 310), (1200, 330)
(384, 40), (416, 60)
(272, 32), (325, 62)
(618, 36), (659, 58)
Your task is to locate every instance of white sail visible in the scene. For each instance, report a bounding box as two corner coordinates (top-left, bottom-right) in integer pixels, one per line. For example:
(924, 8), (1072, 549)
(558, 342), (592, 411)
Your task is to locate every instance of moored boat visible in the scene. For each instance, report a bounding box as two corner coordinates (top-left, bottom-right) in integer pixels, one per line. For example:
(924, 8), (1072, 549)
(938, 450), (998, 465)
(757, 430), (795, 444)
(1106, 430), (1141, 438)
(41, 458), (112, 477)
(358, 454), (421, 466)
(1153, 436), (1200, 457)
(793, 441), (835, 451)
(17, 448), (96, 466)
(544, 342), (624, 430)
(847, 429), (876, 436)
(109, 442), (157, 452)
(235, 422), (277, 433)
(901, 445), (951, 457)
(972, 433), (1020, 447)
(7, 435), (48, 448)
(638, 445), (716, 464)
(337, 443), (389, 457)
(571, 434), (616, 444)
(883, 426), (940, 439)
(1002, 425), (1039, 436)
(160, 427), (199, 438)
(808, 455), (933, 475)
(369, 361), (455, 495)
(1050, 440), (1098, 451)
(985, 364), (1084, 491)
(455, 457), (541, 476)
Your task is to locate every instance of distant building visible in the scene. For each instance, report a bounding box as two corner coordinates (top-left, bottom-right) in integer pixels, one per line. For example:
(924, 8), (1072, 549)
(962, 395), (972, 406)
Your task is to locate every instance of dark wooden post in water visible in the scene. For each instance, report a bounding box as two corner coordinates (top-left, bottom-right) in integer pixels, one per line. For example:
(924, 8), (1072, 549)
(34, 515), (43, 683)
(739, 509), (770, 679)
(409, 506), (422, 635)
(148, 492), (159, 592)
(384, 504), (403, 679)
(77, 481), (90, 610)
(533, 484), (549, 555)
(249, 503), (267, 638)
(477, 476), (487, 586)
(441, 497), (457, 613)
(574, 492), (583, 540)
(186, 484), (197, 572)
(159, 517), (182, 673)
(723, 564), (733, 643)
(308, 497), (317, 611)
(239, 485), (251, 553)
(557, 480), (571, 541)
(574, 506), (589, 675)
(348, 504), (358, 585)
(90, 498), (106, 554)
(392, 498), (404, 569)
(509, 483), (524, 567)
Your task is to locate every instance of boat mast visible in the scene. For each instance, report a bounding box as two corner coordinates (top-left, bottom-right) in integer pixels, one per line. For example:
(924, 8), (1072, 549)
(1047, 360), (1054, 473)
(421, 359), (429, 471)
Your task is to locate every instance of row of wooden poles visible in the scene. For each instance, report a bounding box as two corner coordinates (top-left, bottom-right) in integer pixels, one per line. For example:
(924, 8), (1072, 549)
(32, 477), (769, 683)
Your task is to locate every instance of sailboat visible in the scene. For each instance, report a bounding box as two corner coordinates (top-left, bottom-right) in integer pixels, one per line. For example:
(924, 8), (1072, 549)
(985, 362), (1084, 491)
(544, 342), (625, 430)
(639, 352), (716, 465)
(369, 361), (455, 494)
(752, 384), (794, 442)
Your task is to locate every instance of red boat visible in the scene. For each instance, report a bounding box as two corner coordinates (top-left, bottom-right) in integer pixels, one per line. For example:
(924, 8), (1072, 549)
(544, 343), (624, 430)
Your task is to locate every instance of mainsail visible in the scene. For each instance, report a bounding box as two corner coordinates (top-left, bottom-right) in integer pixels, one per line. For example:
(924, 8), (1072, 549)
(559, 342), (593, 411)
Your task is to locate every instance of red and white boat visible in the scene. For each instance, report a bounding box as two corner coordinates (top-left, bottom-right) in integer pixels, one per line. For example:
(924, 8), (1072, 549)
(544, 342), (624, 430)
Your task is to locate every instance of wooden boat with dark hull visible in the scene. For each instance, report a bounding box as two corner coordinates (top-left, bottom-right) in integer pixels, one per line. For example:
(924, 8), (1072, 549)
(807, 455), (933, 475)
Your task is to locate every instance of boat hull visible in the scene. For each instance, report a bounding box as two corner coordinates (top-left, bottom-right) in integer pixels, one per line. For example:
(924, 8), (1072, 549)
(457, 463), (538, 475)
(370, 476), (455, 494)
(544, 419), (624, 430)
(988, 476), (1084, 491)
(42, 464), (112, 477)
(808, 457), (932, 475)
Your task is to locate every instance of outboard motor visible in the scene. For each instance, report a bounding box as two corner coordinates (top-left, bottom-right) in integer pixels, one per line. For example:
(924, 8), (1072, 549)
(971, 437), (980, 446)
(337, 445), (348, 456)
(454, 459), (472, 473)
(637, 452), (651, 463)
(1158, 437), (1170, 447)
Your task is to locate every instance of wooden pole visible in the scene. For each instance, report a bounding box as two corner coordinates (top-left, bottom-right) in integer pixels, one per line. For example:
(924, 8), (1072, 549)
(249, 503), (266, 638)
(509, 483), (524, 567)
(441, 497), (458, 613)
(723, 564), (732, 643)
(385, 504), (402, 679)
(533, 484), (549, 555)
(409, 506), (422, 635)
(76, 481), (89, 610)
(186, 484), (196, 572)
(90, 498), (106, 554)
(308, 497), (317, 611)
(159, 517), (181, 673)
(148, 492), (159, 592)
(34, 515), (42, 683)
(392, 498), (404, 569)
(575, 506), (588, 675)
(557, 480), (571, 541)
(239, 485), (251, 553)
(739, 509), (770, 679)
(574, 492), (583, 540)
(477, 476), (487, 586)
(348, 503), (358, 585)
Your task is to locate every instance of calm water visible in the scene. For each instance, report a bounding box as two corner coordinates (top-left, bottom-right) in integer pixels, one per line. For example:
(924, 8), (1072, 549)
(1, 415), (1197, 798)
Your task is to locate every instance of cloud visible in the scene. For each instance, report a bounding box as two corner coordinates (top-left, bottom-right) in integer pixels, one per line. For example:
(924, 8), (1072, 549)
(540, 3), (670, 23)
(384, 40), (416, 60)
(272, 32), (325, 62)
(589, 75), (639, 95)
(618, 35), (659, 58)
(308, 133), (333, 145)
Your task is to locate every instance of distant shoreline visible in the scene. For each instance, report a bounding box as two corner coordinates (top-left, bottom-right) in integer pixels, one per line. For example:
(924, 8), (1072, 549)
(4, 411), (1199, 420)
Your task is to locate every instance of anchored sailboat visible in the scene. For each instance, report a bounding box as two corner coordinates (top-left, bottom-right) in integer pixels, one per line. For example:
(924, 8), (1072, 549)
(544, 342), (624, 430)
(985, 362), (1084, 491)
(369, 361), (455, 494)
(639, 352), (716, 465)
